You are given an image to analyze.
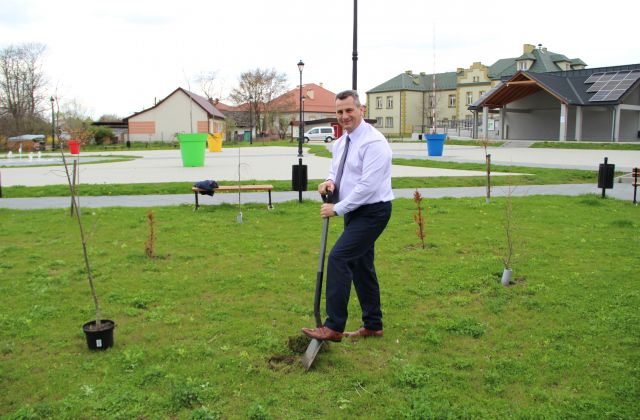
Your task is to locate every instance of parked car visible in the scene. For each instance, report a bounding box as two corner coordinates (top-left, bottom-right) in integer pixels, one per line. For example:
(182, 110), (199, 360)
(303, 126), (335, 143)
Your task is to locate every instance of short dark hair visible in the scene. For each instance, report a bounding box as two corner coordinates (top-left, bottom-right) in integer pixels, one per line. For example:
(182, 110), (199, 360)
(335, 90), (361, 107)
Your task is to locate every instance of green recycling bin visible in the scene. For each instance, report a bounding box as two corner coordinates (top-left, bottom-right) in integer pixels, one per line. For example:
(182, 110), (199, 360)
(177, 133), (207, 167)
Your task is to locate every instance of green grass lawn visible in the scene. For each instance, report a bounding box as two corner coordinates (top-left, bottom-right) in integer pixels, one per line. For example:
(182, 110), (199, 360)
(1, 196), (638, 418)
(531, 141), (640, 150)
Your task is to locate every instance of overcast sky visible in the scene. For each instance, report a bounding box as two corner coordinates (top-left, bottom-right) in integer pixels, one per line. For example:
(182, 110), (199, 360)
(1, 0), (638, 119)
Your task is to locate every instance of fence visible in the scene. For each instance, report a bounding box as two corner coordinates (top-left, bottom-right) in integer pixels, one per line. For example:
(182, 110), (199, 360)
(412, 119), (501, 139)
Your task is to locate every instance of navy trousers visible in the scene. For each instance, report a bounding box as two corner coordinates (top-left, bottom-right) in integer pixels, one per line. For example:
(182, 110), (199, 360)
(324, 201), (392, 332)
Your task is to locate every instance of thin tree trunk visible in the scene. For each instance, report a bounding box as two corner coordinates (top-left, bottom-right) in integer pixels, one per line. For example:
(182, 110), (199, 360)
(60, 150), (101, 327)
(485, 153), (491, 204)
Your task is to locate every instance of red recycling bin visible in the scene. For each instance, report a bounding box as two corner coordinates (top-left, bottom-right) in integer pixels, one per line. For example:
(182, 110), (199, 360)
(68, 140), (80, 154)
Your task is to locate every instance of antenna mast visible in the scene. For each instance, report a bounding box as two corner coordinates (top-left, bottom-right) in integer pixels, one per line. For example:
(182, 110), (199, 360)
(431, 23), (436, 134)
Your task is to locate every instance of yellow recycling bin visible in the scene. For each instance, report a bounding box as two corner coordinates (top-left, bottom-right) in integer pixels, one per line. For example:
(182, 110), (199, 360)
(207, 133), (222, 152)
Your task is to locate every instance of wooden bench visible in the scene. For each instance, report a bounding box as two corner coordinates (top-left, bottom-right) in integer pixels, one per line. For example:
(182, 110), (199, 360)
(192, 184), (274, 210)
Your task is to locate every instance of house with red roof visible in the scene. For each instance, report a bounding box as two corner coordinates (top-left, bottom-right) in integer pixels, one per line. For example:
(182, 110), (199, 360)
(213, 83), (338, 141)
(269, 83), (337, 138)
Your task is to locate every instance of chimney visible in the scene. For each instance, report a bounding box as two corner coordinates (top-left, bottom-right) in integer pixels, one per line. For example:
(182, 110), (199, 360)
(523, 44), (535, 54)
(405, 70), (413, 75)
(319, 82), (323, 87)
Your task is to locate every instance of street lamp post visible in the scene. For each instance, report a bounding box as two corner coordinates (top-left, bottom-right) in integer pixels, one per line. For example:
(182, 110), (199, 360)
(291, 60), (306, 203)
(248, 95), (253, 145)
(50, 96), (55, 151)
(352, 0), (358, 90)
(297, 60), (304, 158)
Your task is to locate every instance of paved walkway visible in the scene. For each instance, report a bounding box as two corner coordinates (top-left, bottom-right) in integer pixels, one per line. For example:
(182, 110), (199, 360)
(0, 184), (635, 209)
(1, 143), (638, 209)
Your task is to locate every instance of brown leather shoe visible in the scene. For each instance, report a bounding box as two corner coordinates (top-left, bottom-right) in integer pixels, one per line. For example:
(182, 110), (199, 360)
(301, 326), (343, 342)
(344, 327), (383, 338)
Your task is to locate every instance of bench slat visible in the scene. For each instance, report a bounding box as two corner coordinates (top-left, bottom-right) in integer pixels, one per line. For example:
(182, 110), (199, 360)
(192, 185), (274, 210)
(192, 185), (273, 192)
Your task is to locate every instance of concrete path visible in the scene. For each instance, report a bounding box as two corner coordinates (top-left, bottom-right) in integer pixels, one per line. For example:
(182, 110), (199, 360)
(390, 143), (640, 171)
(1, 143), (638, 209)
(0, 146), (519, 188)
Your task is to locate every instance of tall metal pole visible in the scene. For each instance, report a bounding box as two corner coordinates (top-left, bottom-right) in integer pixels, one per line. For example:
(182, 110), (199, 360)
(50, 96), (55, 151)
(298, 65), (303, 158)
(249, 95), (253, 145)
(352, 0), (358, 90)
(297, 60), (305, 203)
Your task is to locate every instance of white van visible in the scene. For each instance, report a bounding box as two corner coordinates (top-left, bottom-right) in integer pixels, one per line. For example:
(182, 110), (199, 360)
(303, 126), (335, 143)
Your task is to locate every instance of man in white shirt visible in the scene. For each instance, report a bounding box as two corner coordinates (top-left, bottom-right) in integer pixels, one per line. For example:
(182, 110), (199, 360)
(302, 90), (393, 342)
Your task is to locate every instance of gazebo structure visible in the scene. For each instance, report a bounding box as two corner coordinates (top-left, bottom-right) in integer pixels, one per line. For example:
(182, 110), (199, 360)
(469, 64), (640, 142)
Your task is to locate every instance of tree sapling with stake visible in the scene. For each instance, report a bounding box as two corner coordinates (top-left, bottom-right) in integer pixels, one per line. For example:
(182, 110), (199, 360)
(413, 189), (426, 249)
(144, 210), (156, 258)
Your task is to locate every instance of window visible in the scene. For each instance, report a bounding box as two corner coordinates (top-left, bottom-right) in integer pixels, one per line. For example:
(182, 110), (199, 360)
(517, 61), (528, 71)
(376, 96), (382, 109)
(466, 91), (473, 105)
(385, 117), (393, 128)
(386, 96), (393, 109)
(472, 76), (479, 82)
(448, 94), (456, 108)
(375, 117), (383, 127)
(428, 95), (435, 108)
(479, 91), (485, 98)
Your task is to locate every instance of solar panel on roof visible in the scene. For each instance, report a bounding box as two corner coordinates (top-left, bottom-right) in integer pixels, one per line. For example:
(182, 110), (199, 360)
(603, 80), (622, 90)
(588, 70), (640, 102)
(625, 71), (640, 81)
(616, 80), (634, 89)
(610, 72), (628, 81)
(590, 91), (610, 101)
(584, 73), (604, 84)
(587, 81), (609, 93)
(604, 89), (627, 101)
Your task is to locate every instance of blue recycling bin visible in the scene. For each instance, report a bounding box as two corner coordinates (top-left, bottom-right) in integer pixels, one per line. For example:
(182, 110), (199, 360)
(425, 134), (446, 156)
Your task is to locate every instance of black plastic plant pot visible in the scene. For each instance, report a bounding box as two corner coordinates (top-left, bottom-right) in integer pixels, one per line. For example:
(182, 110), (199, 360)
(82, 319), (115, 350)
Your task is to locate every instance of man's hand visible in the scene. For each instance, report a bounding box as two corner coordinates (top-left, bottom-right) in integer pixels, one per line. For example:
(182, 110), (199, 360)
(318, 180), (335, 195)
(320, 203), (336, 218)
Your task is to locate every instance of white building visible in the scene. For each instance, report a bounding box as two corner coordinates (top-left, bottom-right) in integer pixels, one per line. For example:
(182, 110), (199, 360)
(125, 88), (226, 142)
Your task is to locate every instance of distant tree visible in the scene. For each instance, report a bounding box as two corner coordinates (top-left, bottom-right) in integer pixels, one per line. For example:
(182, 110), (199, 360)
(196, 70), (224, 102)
(224, 117), (237, 143)
(97, 114), (122, 122)
(91, 126), (114, 145)
(0, 43), (47, 135)
(277, 115), (289, 140)
(59, 99), (93, 144)
(229, 68), (287, 134)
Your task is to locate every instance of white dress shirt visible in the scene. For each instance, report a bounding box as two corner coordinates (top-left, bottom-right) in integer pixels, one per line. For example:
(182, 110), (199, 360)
(328, 121), (394, 215)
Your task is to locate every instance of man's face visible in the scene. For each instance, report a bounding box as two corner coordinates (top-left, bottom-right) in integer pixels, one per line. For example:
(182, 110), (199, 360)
(335, 96), (364, 133)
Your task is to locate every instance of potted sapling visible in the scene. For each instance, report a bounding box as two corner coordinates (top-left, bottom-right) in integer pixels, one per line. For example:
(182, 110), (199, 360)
(60, 126), (115, 349)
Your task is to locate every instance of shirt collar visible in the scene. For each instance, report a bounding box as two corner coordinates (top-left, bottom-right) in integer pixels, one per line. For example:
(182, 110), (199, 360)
(346, 121), (366, 143)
